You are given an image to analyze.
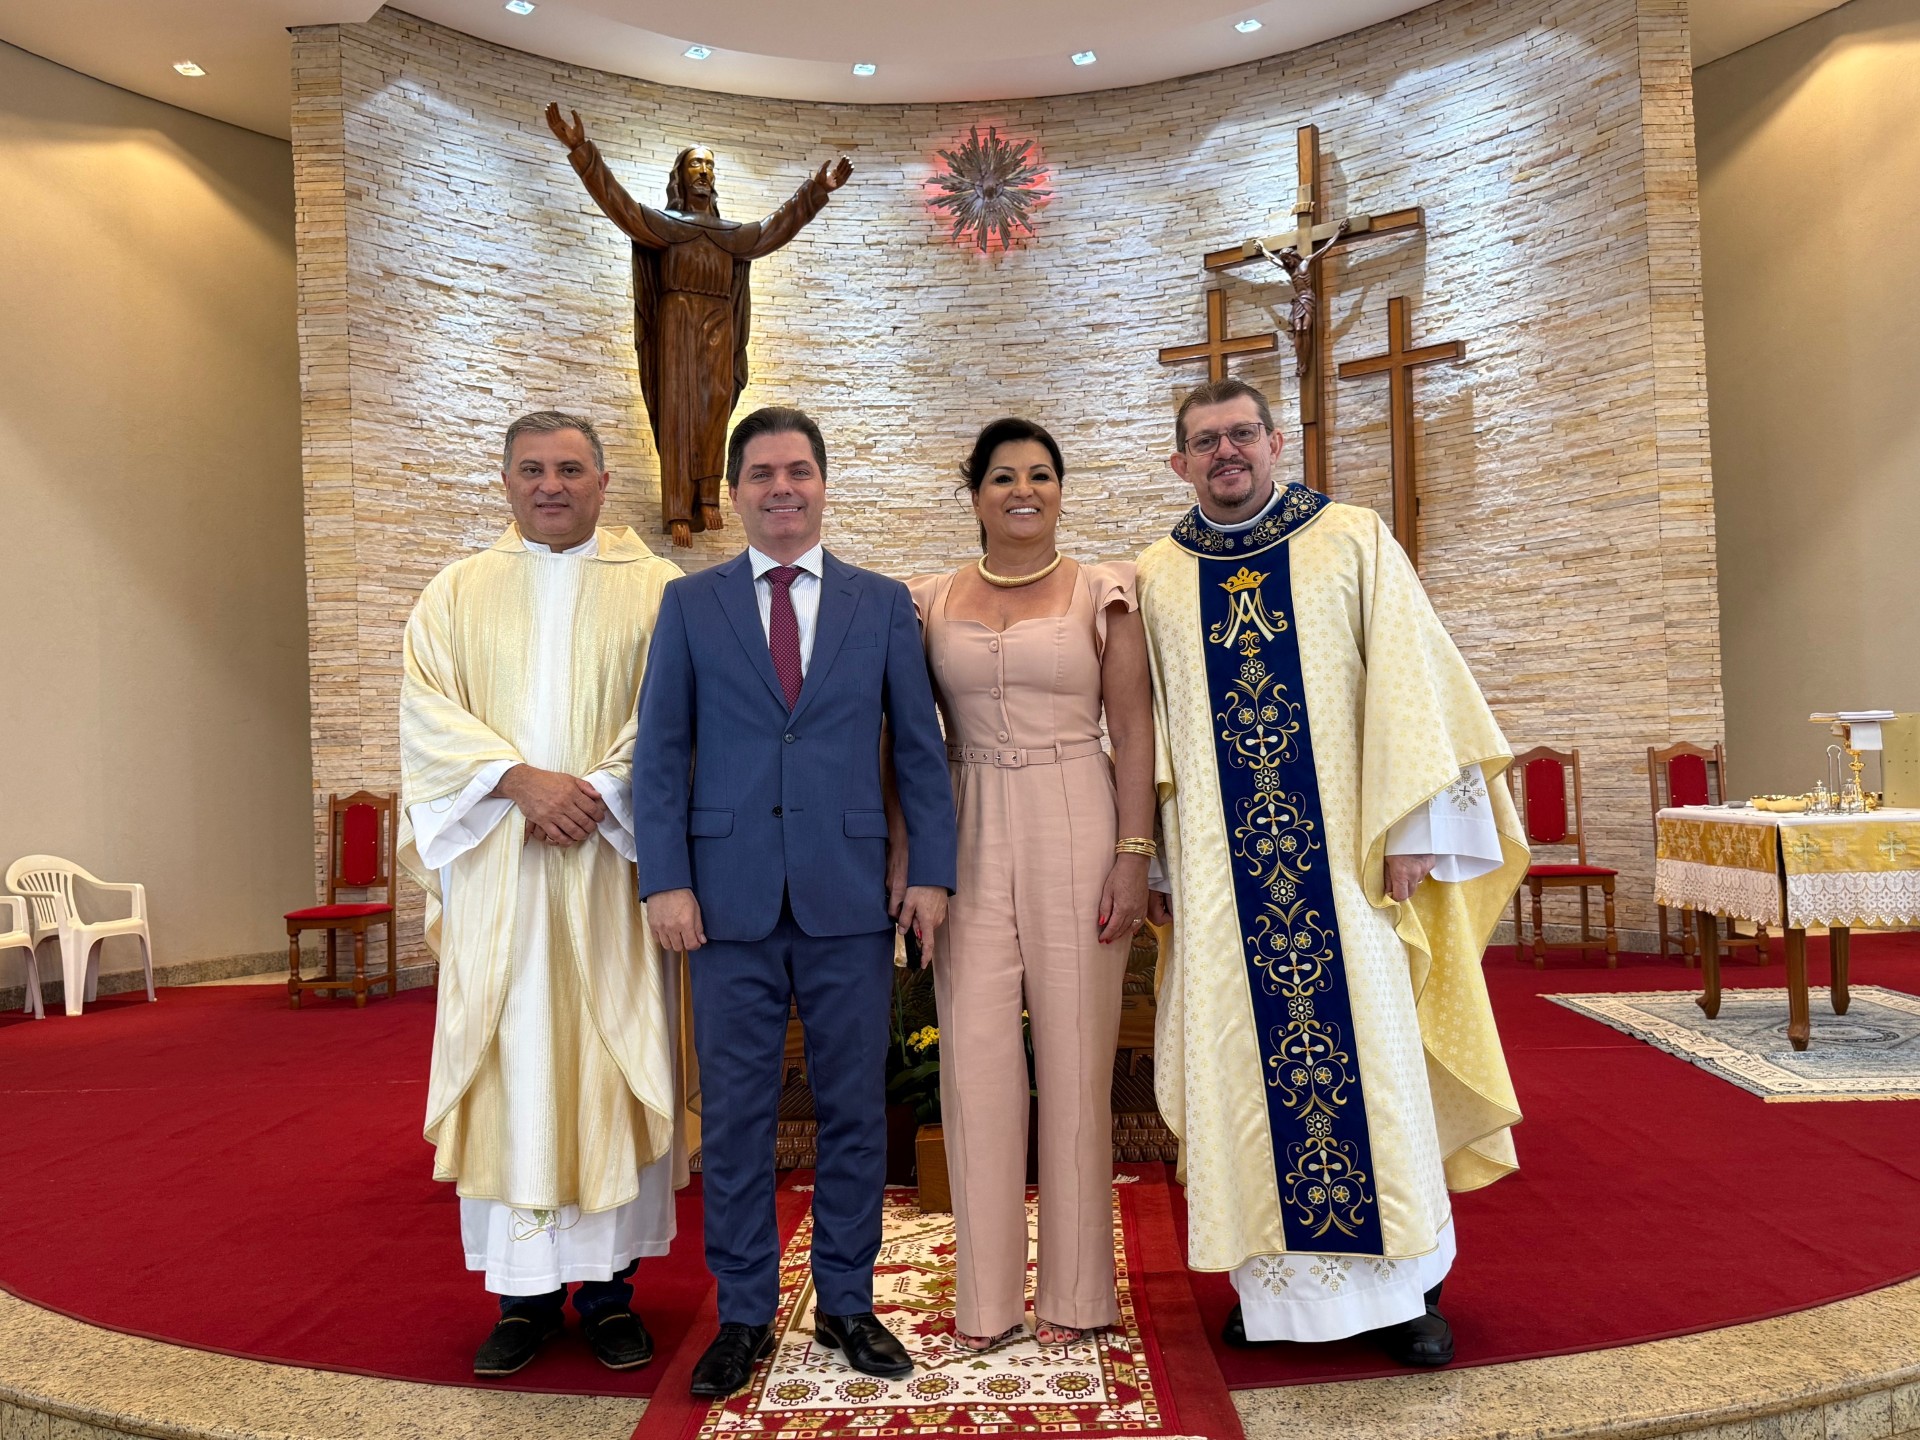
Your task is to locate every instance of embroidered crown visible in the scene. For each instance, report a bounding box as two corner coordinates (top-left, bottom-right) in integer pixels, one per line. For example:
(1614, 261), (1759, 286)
(1220, 566), (1267, 595)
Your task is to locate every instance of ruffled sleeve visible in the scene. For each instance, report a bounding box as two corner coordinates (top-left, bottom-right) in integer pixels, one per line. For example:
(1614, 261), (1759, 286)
(1083, 560), (1138, 657)
(904, 573), (943, 633)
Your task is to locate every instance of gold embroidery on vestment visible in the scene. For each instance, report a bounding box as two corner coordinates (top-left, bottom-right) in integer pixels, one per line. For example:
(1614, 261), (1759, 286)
(1209, 582), (1375, 1242)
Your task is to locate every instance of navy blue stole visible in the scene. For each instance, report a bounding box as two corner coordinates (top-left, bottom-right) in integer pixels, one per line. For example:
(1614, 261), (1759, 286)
(1170, 488), (1384, 1253)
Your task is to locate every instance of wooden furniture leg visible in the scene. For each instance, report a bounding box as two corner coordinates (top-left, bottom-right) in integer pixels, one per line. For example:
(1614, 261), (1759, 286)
(325, 930), (338, 1000)
(352, 929), (368, 1009)
(1783, 927), (1810, 1052)
(1531, 884), (1546, 969)
(287, 933), (302, 1010)
(1695, 908), (1722, 1017)
(1602, 880), (1617, 968)
(1512, 892), (1523, 961)
(1829, 926), (1851, 1015)
(1579, 889), (1592, 950)
(385, 916), (397, 997)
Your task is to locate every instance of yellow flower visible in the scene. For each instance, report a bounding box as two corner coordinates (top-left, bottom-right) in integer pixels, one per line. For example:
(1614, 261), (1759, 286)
(908, 1025), (940, 1052)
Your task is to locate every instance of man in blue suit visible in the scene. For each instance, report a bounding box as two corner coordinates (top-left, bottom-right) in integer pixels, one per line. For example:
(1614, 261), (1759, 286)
(634, 406), (957, 1399)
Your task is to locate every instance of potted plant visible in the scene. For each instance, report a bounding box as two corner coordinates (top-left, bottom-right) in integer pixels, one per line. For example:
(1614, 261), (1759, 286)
(885, 939), (948, 1208)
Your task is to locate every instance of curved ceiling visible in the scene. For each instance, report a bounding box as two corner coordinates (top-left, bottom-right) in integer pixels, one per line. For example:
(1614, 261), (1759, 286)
(0, 0), (1853, 141)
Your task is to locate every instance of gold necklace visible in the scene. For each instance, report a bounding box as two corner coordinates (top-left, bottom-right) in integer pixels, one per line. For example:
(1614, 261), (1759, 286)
(976, 552), (1063, 588)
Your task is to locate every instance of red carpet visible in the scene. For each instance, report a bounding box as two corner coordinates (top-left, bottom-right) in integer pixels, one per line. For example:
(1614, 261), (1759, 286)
(0, 987), (708, 1396)
(0, 935), (1916, 1396)
(1201, 933), (1920, 1386)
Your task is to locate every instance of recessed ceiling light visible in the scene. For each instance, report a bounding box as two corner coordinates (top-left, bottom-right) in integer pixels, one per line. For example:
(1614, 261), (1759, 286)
(684, 44), (712, 60)
(1071, 51), (1096, 66)
(504, 0), (535, 13)
(1235, 18), (1263, 33)
(852, 62), (877, 76)
(173, 60), (205, 77)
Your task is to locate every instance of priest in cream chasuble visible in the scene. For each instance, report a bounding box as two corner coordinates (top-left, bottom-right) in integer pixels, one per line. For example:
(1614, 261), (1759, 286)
(1139, 380), (1527, 1360)
(398, 412), (687, 1376)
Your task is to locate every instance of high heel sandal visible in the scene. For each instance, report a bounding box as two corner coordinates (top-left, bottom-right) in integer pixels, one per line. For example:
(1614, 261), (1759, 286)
(951, 1323), (1025, 1355)
(1034, 1318), (1098, 1347)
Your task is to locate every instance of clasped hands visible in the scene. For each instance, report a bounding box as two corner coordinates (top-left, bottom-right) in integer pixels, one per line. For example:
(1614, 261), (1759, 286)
(496, 763), (606, 848)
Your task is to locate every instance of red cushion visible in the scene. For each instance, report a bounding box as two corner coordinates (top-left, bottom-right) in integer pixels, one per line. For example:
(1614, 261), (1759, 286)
(1527, 863), (1617, 878)
(285, 903), (392, 922)
(340, 804), (382, 888)
(1667, 753), (1711, 808)
(1522, 758), (1570, 843)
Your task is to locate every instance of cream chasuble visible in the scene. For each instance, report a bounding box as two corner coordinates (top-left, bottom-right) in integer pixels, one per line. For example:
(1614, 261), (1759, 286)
(399, 525), (685, 1262)
(1139, 485), (1526, 1341)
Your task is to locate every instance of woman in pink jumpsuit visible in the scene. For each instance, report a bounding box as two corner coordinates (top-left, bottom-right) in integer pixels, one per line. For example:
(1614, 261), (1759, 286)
(902, 418), (1155, 1351)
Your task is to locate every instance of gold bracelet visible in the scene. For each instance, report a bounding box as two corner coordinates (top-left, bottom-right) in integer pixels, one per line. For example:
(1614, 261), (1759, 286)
(1114, 837), (1158, 858)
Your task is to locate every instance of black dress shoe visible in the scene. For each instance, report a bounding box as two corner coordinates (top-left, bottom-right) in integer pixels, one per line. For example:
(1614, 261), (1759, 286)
(473, 1312), (562, 1376)
(815, 1311), (913, 1379)
(690, 1322), (775, 1398)
(1220, 1303), (1264, 1349)
(583, 1309), (654, 1370)
(1374, 1306), (1455, 1367)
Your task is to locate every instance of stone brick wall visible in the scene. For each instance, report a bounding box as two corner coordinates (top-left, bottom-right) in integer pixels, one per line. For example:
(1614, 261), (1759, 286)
(293, 0), (1719, 957)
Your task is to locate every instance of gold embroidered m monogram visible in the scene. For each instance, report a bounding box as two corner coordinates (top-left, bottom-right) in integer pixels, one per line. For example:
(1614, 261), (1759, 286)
(1210, 568), (1288, 655)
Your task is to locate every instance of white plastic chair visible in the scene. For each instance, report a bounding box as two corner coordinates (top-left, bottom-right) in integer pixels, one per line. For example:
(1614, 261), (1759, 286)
(0, 896), (41, 1020)
(3, 857), (154, 1017)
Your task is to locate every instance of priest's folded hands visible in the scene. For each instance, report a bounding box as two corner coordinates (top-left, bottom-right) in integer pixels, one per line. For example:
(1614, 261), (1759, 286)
(495, 762), (609, 846)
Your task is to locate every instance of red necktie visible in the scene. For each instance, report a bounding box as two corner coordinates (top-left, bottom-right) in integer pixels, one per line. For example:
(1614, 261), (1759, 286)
(767, 565), (803, 709)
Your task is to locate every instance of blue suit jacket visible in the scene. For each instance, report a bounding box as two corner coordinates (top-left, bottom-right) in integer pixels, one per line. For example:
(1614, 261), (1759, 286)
(633, 548), (958, 942)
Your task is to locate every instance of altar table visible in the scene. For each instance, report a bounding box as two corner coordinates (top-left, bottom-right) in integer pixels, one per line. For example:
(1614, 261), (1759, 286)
(1653, 806), (1920, 1050)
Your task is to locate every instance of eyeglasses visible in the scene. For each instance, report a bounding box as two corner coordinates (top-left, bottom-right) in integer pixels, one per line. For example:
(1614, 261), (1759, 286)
(1184, 422), (1268, 456)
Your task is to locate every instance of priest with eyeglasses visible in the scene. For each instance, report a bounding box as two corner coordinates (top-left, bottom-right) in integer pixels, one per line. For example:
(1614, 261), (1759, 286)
(1137, 378), (1527, 1366)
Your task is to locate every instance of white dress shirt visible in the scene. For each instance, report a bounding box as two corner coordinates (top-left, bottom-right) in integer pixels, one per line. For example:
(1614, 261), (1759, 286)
(747, 542), (825, 676)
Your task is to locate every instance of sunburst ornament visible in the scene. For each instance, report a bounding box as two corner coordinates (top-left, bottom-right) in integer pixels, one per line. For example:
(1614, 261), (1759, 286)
(927, 126), (1051, 251)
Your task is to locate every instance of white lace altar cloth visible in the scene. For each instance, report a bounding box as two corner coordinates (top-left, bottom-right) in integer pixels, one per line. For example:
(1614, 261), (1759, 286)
(1655, 807), (1920, 930)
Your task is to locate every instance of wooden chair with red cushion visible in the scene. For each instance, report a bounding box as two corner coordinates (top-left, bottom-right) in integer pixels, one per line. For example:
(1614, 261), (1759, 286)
(285, 791), (398, 1008)
(1508, 747), (1618, 969)
(1647, 742), (1770, 969)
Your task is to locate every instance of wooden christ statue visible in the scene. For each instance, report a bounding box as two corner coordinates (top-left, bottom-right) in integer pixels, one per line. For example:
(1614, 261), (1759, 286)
(546, 104), (853, 546)
(1257, 230), (1342, 378)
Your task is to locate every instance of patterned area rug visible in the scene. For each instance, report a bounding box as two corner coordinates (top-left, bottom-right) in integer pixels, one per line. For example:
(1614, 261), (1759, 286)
(631, 1168), (1240, 1440)
(1547, 986), (1920, 1100)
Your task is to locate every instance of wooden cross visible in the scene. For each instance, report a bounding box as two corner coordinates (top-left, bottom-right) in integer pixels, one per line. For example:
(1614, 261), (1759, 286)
(1336, 295), (1463, 571)
(1157, 287), (1277, 383)
(1202, 125), (1423, 494)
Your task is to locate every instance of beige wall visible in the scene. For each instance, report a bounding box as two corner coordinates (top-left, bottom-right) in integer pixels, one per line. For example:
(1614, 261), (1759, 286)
(1696, 0), (1920, 797)
(294, 0), (1717, 954)
(0, 42), (311, 988)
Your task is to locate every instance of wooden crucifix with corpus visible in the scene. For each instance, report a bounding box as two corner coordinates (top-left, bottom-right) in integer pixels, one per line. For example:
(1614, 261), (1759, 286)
(1202, 124), (1423, 494)
(1336, 294), (1464, 571)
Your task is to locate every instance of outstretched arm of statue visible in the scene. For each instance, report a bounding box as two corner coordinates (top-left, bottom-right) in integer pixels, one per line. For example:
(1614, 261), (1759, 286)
(816, 154), (854, 192)
(734, 154), (853, 258)
(544, 102), (673, 249)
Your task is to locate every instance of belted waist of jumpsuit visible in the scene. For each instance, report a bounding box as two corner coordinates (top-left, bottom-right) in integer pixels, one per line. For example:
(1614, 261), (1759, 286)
(945, 739), (1106, 768)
